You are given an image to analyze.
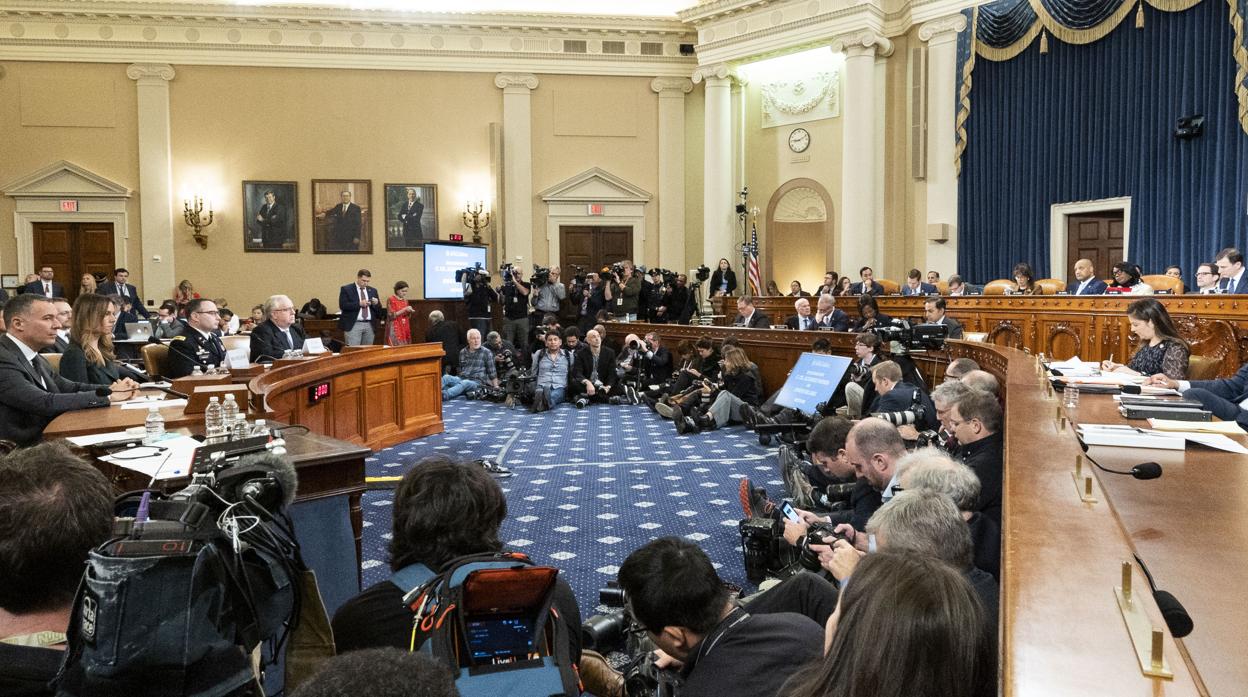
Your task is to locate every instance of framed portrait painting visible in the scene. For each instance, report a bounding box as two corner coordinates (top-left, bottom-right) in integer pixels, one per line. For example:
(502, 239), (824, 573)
(312, 179), (372, 254)
(242, 181), (299, 252)
(383, 183), (438, 250)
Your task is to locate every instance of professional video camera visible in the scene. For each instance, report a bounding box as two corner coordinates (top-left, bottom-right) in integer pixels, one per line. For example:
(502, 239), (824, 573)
(604, 262), (625, 279)
(570, 264), (588, 285)
(500, 262), (516, 284)
(650, 268), (678, 286)
(870, 319), (949, 352)
(693, 264), (711, 284)
(456, 262), (487, 284)
(582, 584), (683, 697)
(504, 368), (537, 408)
(55, 440), (306, 697)
(530, 264), (551, 286)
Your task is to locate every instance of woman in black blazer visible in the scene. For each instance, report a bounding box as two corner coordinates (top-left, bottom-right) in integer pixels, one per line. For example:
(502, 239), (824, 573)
(709, 258), (738, 297)
(60, 293), (144, 385)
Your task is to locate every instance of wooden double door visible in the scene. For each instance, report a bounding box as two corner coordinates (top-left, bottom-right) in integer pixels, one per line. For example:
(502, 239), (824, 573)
(1067, 212), (1124, 276)
(559, 225), (632, 276)
(33, 222), (116, 302)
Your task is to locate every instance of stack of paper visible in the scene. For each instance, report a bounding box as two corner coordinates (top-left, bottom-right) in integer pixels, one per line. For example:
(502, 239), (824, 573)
(98, 435), (202, 480)
(1078, 424), (1184, 450)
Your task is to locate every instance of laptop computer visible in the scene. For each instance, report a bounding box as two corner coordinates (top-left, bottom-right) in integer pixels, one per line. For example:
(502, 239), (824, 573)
(126, 321), (153, 340)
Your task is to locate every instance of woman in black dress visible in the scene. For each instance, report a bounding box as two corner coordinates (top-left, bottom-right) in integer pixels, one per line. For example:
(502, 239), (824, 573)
(1100, 298), (1189, 379)
(708, 258), (737, 297)
(60, 293), (146, 386)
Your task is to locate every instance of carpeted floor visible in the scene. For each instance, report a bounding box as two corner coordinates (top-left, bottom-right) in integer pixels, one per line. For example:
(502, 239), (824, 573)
(357, 398), (782, 618)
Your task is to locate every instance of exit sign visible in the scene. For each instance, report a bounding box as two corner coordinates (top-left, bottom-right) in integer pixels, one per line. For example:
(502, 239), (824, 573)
(449, 233), (464, 242)
(59, 199), (78, 212)
(587, 203), (604, 216)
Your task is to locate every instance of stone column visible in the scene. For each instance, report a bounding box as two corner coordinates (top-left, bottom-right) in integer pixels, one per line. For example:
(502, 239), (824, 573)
(920, 15), (969, 276)
(495, 73), (539, 265)
(127, 63), (176, 300)
(693, 64), (737, 282)
(831, 33), (892, 274)
(651, 77), (693, 273)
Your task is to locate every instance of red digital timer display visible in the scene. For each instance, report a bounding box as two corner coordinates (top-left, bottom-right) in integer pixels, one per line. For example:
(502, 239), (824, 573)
(307, 381), (331, 405)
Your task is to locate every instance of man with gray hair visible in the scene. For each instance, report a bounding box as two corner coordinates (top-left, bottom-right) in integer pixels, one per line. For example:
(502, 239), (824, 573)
(423, 309), (461, 375)
(961, 369), (1000, 396)
(897, 448), (1000, 579)
(249, 294), (306, 362)
(441, 328), (497, 400)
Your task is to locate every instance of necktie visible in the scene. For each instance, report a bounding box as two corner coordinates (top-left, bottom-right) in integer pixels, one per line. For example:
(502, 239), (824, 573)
(31, 355), (54, 391)
(360, 287), (370, 321)
(44, 282), (51, 296)
(121, 285), (128, 298)
(282, 329), (292, 350)
(802, 317), (809, 330)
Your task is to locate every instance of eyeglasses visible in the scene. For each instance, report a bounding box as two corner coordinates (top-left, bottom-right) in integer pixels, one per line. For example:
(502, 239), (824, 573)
(272, 307), (295, 313)
(1195, 271), (1215, 276)
(195, 310), (220, 316)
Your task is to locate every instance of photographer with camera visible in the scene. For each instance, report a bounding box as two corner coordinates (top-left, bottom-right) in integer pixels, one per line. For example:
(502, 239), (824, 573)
(440, 328), (499, 401)
(899, 449), (1000, 580)
(569, 329), (621, 408)
(672, 345), (761, 434)
(497, 263), (531, 351)
(896, 379), (972, 452)
(617, 537), (823, 697)
(0, 443), (113, 695)
(869, 361), (939, 432)
(840, 333), (882, 417)
(608, 260), (642, 321)
(774, 416), (858, 520)
(484, 330), (520, 375)
(529, 265), (566, 320)
(571, 271), (612, 333)
(462, 266), (498, 338)
(531, 330), (572, 411)
(661, 273), (692, 325)
(653, 337), (720, 415)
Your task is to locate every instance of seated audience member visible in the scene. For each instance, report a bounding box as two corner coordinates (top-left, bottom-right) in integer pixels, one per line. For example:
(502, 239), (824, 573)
(298, 297), (328, 320)
(960, 369), (1000, 396)
(1011, 262), (1042, 295)
(0, 443), (115, 696)
(1067, 258), (1108, 295)
(531, 330), (571, 408)
(1192, 262), (1221, 294)
(111, 294), (139, 340)
(152, 301), (183, 340)
(0, 295), (135, 446)
(814, 272), (838, 296)
(1107, 261), (1154, 295)
(239, 305), (261, 334)
(332, 456), (582, 660)
(249, 294), (307, 362)
(812, 293), (849, 331)
(788, 280), (811, 297)
(733, 296), (772, 328)
(441, 328), (498, 400)
(849, 266), (883, 296)
(1146, 361), (1248, 430)
(424, 310), (461, 375)
(945, 357), (980, 382)
(786, 552), (994, 697)
(42, 299), (71, 354)
(674, 345), (761, 434)
(1215, 247), (1247, 293)
(843, 332), (882, 417)
(218, 307), (238, 335)
(901, 268), (938, 296)
(59, 294), (147, 386)
(868, 361), (939, 431)
(617, 537), (823, 697)
(834, 276), (854, 296)
(166, 298), (226, 378)
(851, 295), (892, 332)
(898, 448), (1000, 579)
(785, 297), (818, 331)
(922, 297), (964, 339)
(948, 388), (1004, 523)
(291, 648), (457, 697)
(1100, 298), (1189, 379)
(570, 329), (620, 408)
(765, 280), (782, 296)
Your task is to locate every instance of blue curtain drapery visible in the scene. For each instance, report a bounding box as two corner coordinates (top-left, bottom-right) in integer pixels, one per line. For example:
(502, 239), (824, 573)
(956, 0), (1248, 281)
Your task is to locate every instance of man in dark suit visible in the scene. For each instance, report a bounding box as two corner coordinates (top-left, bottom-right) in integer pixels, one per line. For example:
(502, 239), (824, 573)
(425, 309), (462, 375)
(0, 294), (135, 445)
(1191, 262), (1221, 294)
(785, 297), (818, 331)
(812, 294), (849, 331)
(1067, 258), (1108, 295)
(41, 298), (72, 354)
(733, 296), (771, 329)
(569, 328), (620, 407)
(848, 266), (883, 296)
(397, 188), (425, 247)
(922, 297), (964, 340)
(166, 298), (227, 378)
(1147, 361), (1248, 430)
(21, 266), (65, 299)
(339, 268), (381, 346)
(324, 190), (364, 251)
(1216, 247), (1248, 294)
(96, 267), (150, 318)
(249, 294), (307, 362)
(253, 190), (289, 250)
(900, 269), (938, 296)
(868, 360), (938, 431)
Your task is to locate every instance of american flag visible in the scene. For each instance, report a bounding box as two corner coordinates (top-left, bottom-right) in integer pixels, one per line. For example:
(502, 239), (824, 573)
(746, 221), (762, 296)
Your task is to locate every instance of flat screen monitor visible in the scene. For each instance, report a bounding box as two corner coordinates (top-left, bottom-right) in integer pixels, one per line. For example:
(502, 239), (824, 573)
(774, 352), (853, 413)
(424, 243), (488, 299)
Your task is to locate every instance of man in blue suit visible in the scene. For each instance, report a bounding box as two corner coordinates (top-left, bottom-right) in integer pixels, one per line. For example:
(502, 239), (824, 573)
(1147, 363), (1248, 431)
(96, 268), (149, 319)
(1216, 247), (1248, 294)
(339, 268), (381, 346)
(1066, 258), (1108, 295)
(900, 269), (938, 296)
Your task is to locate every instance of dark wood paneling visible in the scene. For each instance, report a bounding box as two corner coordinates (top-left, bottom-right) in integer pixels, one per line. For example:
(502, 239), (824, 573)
(32, 222), (115, 303)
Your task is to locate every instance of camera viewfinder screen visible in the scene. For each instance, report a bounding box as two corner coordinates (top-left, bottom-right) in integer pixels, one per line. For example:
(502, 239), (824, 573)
(466, 615), (535, 662)
(774, 353), (853, 413)
(424, 243), (488, 299)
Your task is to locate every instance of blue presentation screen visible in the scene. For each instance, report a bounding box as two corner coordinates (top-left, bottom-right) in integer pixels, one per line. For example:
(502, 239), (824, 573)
(424, 243), (488, 299)
(774, 353), (853, 412)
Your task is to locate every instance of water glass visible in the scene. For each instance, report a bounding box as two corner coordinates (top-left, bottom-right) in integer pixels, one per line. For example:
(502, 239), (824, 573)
(1063, 385), (1080, 409)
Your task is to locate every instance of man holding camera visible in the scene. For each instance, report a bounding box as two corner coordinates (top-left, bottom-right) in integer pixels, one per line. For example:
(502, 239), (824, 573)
(869, 360), (939, 431)
(462, 268), (498, 338)
(497, 265), (531, 351)
(608, 260), (642, 321)
(572, 272), (612, 333)
(617, 537), (823, 697)
(531, 330), (571, 410)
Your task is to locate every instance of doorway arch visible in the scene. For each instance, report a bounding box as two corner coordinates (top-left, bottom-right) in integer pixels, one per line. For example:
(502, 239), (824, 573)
(764, 178), (835, 294)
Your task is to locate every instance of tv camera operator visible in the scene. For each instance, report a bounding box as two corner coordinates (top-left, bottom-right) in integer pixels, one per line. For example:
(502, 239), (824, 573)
(528, 264), (566, 332)
(496, 262), (531, 355)
(459, 264), (498, 338)
(650, 270), (692, 325)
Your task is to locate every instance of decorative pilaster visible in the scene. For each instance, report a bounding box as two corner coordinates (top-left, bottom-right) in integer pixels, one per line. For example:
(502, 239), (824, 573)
(127, 63), (176, 301)
(651, 77), (694, 273)
(693, 63), (738, 277)
(919, 15), (969, 275)
(831, 33), (892, 273)
(495, 73), (539, 265)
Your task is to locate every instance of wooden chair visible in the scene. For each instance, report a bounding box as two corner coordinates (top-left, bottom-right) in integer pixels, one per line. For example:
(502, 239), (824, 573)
(1142, 274), (1184, 295)
(876, 279), (900, 295)
(1187, 354), (1220, 381)
(43, 353), (62, 373)
(142, 343), (171, 379)
(1036, 278), (1064, 295)
(983, 279), (1014, 295)
(936, 280), (949, 295)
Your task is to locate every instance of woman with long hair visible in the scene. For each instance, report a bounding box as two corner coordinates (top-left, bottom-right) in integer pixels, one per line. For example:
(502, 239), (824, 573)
(786, 552), (994, 697)
(59, 293), (144, 385)
(79, 273), (98, 296)
(1108, 261), (1155, 295)
(173, 279), (200, 317)
(765, 279), (781, 296)
(1101, 298), (1189, 378)
(1011, 262), (1041, 295)
(674, 344), (761, 433)
(789, 280), (812, 297)
(388, 281), (416, 345)
(835, 276), (854, 296)
(709, 258), (738, 297)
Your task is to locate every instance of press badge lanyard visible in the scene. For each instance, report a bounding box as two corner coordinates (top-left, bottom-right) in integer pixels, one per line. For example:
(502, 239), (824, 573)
(695, 605), (750, 664)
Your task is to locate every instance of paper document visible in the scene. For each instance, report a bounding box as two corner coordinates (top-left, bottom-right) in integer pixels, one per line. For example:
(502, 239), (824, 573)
(1182, 433), (1248, 454)
(119, 398), (188, 410)
(1147, 419), (1247, 435)
(67, 431), (137, 447)
(1078, 424), (1184, 450)
(1047, 358), (1099, 370)
(99, 435), (201, 480)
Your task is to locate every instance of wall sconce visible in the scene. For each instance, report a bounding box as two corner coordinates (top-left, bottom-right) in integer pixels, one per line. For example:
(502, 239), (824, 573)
(462, 200), (490, 245)
(183, 195), (214, 249)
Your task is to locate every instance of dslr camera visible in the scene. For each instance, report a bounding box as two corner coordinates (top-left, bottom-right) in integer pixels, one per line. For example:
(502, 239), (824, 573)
(582, 584), (682, 697)
(872, 403), (928, 426)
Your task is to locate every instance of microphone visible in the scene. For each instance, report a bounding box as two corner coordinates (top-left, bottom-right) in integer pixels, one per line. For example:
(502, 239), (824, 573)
(1134, 554), (1194, 638)
(1120, 384), (1142, 395)
(1076, 439), (1163, 480)
(216, 450), (298, 512)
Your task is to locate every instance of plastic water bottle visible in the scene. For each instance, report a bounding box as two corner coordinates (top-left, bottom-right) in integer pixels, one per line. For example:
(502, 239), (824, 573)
(143, 406), (165, 445)
(191, 365), (203, 376)
(251, 419), (268, 438)
(204, 396), (225, 438)
(1063, 384), (1080, 409)
(222, 394), (239, 434)
(233, 413), (248, 440)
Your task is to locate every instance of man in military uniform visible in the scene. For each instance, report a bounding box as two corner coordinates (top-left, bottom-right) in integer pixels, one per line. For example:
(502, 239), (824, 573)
(166, 298), (227, 378)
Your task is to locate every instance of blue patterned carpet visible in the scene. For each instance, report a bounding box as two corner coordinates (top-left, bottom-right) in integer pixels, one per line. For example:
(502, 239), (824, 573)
(358, 399), (781, 617)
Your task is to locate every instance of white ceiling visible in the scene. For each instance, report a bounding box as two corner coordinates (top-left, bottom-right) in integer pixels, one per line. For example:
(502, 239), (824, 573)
(222, 0), (701, 17)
